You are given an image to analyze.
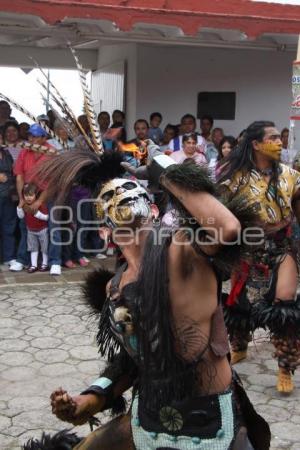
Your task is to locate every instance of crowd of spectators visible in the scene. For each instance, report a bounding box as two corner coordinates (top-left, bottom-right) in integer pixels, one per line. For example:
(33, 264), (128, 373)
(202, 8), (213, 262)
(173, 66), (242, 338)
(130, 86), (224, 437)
(0, 98), (294, 276)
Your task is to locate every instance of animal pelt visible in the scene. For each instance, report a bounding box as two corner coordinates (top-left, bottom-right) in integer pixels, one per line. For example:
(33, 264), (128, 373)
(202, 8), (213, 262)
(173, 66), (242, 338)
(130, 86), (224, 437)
(252, 294), (300, 335)
(82, 267), (120, 361)
(23, 430), (82, 450)
(81, 267), (115, 314)
(164, 162), (216, 195)
(223, 300), (255, 336)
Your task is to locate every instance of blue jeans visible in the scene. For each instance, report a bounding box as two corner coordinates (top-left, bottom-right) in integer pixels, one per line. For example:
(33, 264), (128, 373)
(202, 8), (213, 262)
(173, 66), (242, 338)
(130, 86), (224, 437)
(48, 202), (62, 266)
(16, 217), (30, 265)
(0, 196), (17, 263)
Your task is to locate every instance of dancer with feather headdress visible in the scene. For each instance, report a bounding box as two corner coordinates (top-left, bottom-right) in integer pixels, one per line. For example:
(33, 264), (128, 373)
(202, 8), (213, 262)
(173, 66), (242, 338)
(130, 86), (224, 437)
(23, 141), (270, 449)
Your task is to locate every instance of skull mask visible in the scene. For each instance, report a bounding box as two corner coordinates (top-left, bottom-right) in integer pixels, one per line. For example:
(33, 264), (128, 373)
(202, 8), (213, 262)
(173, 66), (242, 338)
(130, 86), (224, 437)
(95, 178), (152, 228)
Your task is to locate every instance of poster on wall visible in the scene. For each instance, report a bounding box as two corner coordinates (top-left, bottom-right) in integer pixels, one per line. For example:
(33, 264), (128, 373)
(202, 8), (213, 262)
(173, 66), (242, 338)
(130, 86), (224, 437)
(291, 62), (300, 120)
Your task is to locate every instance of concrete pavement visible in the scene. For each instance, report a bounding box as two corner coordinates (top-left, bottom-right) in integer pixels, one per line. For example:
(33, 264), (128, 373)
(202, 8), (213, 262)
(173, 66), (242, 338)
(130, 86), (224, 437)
(0, 281), (300, 449)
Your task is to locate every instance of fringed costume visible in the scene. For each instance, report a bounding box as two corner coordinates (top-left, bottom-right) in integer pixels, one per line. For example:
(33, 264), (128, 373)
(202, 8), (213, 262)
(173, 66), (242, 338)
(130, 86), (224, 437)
(23, 118), (270, 446)
(221, 163), (300, 391)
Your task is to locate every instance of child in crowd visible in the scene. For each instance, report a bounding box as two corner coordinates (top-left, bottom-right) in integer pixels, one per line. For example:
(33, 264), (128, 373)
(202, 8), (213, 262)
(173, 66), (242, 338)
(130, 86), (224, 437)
(149, 112), (163, 144)
(17, 183), (49, 273)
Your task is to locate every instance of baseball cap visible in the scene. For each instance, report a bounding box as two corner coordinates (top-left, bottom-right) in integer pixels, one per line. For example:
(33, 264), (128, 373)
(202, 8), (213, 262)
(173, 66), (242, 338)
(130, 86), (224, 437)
(37, 114), (49, 122)
(28, 123), (48, 137)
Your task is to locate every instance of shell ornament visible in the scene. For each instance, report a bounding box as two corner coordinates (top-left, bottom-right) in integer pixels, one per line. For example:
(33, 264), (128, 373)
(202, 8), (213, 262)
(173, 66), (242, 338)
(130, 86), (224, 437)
(159, 406), (184, 432)
(113, 306), (134, 336)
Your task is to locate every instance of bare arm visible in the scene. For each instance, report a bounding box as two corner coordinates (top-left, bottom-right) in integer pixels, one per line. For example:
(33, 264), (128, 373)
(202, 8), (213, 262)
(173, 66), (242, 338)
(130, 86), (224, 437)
(161, 177), (241, 253)
(28, 189), (48, 214)
(51, 373), (133, 425)
(16, 174), (24, 206)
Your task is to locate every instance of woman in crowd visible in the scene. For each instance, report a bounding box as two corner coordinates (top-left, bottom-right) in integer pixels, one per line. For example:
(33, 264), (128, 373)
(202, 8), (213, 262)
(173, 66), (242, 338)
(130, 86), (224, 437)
(218, 135), (237, 160)
(2, 120), (22, 161)
(213, 135), (238, 180)
(170, 133), (207, 165)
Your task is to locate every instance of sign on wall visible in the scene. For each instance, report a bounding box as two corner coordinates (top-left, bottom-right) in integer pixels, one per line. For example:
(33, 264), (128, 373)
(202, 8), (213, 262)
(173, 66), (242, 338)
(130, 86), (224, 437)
(197, 92), (236, 120)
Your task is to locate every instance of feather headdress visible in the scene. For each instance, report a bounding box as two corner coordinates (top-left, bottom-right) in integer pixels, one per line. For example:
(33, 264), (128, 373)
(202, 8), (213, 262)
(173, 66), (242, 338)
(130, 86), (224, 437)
(0, 92), (68, 152)
(70, 46), (103, 155)
(0, 142), (59, 156)
(34, 149), (125, 204)
(33, 63), (95, 151)
(39, 91), (76, 140)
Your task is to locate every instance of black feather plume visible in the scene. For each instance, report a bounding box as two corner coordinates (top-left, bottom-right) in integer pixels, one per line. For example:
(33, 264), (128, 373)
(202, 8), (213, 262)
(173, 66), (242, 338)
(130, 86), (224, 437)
(82, 268), (114, 314)
(23, 430), (82, 450)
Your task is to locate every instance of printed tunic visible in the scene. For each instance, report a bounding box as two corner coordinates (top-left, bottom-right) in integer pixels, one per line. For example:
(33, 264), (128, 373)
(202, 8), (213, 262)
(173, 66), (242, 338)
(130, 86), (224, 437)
(222, 163), (300, 224)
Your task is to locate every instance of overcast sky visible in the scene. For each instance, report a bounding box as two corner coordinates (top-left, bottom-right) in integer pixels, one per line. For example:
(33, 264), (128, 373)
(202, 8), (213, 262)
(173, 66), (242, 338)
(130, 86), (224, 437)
(0, 67), (87, 123)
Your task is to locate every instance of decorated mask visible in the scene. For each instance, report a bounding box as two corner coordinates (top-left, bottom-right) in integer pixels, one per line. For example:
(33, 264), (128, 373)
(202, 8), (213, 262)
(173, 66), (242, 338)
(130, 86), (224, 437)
(256, 141), (282, 161)
(95, 178), (151, 228)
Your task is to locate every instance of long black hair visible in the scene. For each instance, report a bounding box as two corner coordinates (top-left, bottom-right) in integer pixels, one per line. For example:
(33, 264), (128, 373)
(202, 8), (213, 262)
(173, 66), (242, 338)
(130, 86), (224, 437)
(134, 164), (259, 411)
(218, 121), (275, 182)
(217, 121), (284, 218)
(135, 229), (201, 410)
(217, 135), (237, 161)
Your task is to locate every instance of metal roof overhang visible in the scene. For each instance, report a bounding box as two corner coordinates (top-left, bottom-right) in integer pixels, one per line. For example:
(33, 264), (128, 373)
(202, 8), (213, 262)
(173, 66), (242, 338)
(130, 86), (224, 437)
(0, 0), (299, 69)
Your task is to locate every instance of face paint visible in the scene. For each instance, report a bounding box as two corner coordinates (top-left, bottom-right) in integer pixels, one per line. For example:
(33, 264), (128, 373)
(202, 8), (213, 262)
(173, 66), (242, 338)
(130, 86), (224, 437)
(95, 178), (151, 228)
(256, 141), (282, 160)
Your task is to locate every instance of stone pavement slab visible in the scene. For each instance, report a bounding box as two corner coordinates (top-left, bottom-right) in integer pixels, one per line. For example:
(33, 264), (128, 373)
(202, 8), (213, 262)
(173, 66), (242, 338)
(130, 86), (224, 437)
(0, 284), (299, 449)
(0, 256), (116, 287)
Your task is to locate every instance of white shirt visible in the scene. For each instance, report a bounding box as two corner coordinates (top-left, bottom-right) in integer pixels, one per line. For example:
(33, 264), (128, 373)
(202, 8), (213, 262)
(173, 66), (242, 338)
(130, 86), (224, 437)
(170, 149), (207, 166)
(168, 135), (207, 153)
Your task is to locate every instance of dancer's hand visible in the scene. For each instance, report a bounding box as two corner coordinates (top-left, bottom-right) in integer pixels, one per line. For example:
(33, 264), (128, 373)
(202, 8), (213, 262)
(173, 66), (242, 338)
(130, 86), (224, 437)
(50, 388), (105, 425)
(50, 388), (76, 423)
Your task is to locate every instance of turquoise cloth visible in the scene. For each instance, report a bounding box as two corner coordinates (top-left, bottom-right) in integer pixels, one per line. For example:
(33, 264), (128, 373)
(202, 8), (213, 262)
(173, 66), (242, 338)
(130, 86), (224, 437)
(131, 392), (234, 449)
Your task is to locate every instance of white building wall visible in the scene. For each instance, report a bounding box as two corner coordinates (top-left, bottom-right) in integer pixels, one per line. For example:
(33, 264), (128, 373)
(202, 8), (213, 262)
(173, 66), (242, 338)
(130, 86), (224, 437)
(96, 43), (137, 133)
(92, 61), (125, 115)
(135, 45), (296, 141)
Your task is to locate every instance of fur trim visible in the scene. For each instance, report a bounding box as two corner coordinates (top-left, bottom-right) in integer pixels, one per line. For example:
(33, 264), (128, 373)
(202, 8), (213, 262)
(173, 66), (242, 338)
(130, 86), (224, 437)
(164, 163), (216, 194)
(111, 395), (127, 416)
(23, 430), (81, 450)
(223, 301), (255, 336)
(252, 295), (300, 335)
(82, 268), (114, 314)
(222, 194), (260, 230)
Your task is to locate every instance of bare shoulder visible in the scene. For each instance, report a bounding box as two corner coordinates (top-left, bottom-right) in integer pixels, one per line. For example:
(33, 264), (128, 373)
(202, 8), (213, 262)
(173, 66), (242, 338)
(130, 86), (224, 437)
(168, 230), (205, 279)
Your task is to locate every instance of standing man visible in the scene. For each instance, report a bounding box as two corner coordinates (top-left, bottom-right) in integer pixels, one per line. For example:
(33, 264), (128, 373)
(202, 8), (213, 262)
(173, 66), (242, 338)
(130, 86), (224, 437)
(0, 100), (15, 134)
(10, 124), (62, 275)
(219, 121), (300, 393)
(128, 119), (149, 144)
(200, 115), (214, 142)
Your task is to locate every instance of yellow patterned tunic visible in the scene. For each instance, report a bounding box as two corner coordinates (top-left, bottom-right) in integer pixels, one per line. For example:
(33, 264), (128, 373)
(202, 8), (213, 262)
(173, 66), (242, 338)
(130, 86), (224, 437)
(222, 163), (300, 224)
